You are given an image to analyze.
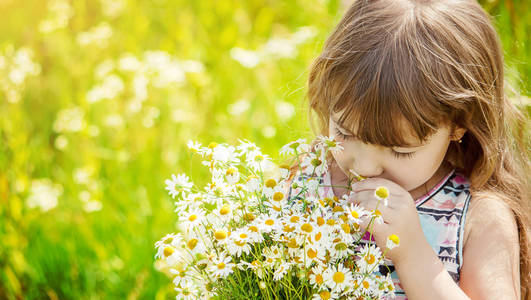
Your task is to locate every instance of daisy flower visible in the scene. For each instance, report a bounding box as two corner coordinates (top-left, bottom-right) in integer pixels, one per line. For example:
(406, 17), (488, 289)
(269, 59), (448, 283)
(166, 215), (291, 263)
(170, 265), (195, 289)
(226, 228), (252, 257)
(245, 223), (264, 244)
(208, 252), (235, 279)
(212, 144), (239, 165)
(309, 264), (326, 288)
(165, 173), (193, 198)
(346, 203), (367, 223)
(273, 262), (291, 281)
(155, 232), (183, 250)
(246, 151), (272, 173)
(256, 214), (282, 233)
(324, 263), (353, 292)
(224, 166), (240, 184)
(279, 138), (310, 156)
(186, 140), (202, 153)
(237, 139), (260, 157)
(386, 234), (400, 250)
(316, 135), (344, 154)
(357, 244), (382, 273)
(178, 208), (206, 232)
(311, 290), (339, 300)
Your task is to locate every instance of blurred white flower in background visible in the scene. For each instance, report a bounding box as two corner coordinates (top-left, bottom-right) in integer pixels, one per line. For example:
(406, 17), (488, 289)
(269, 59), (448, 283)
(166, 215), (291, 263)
(38, 0), (73, 34)
(86, 74), (124, 103)
(26, 179), (63, 212)
(230, 48), (260, 68)
(100, 0), (126, 18)
(228, 98), (250, 116)
(53, 107), (86, 133)
(77, 22), (113, 47)
(275, 101), (295, 121)
(0, 46), (41, 103)
(230, 26), (317, 68)
(104, 113), (124, 128)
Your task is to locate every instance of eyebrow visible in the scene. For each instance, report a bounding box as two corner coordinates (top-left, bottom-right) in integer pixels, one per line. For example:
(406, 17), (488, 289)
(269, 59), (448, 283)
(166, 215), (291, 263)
(331, 116), (424, 148)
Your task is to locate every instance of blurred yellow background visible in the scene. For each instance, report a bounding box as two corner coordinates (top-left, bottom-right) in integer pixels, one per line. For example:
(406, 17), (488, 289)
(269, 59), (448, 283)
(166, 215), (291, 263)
(0, 0), (529, 298)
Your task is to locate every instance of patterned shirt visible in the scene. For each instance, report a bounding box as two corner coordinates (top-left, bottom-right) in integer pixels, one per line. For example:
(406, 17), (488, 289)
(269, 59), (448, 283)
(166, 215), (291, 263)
(287, 168), (472, 299)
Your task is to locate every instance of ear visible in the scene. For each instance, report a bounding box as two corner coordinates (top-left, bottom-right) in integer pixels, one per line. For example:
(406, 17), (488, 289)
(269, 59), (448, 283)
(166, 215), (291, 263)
(450, 126), (467, 141)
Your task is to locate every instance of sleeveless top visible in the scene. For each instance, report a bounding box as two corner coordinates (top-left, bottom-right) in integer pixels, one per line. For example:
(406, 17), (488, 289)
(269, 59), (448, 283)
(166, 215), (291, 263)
(287, 168), (472, 299)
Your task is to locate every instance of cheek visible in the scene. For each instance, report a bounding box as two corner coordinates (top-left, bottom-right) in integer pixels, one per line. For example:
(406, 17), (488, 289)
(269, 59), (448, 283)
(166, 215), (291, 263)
(391, 143), (449, 191)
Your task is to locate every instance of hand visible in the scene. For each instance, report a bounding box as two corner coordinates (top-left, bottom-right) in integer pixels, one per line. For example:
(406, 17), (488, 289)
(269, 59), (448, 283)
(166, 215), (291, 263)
(348, 178), (429, 264)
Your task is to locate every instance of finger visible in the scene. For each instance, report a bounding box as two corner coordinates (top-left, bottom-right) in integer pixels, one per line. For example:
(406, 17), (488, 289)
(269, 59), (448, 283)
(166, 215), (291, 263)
(345, 191), (359, 205)
(354, 190), (395, 211)
(351, 177), (406, 194)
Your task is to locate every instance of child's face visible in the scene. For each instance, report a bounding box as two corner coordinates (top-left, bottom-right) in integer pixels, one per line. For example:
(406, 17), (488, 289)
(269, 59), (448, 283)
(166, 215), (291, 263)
(329, 112), (454, 197)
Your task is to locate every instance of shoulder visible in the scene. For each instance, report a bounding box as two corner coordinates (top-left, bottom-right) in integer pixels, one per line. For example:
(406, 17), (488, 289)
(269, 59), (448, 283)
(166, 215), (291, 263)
(462, 192), (518, 246)
(460, 192), (520, 299)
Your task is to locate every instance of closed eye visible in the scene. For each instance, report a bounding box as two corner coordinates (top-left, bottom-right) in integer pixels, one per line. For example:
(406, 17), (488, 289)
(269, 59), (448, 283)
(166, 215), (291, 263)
(391, 150), (415, 159)
(334, 128), (355, 140)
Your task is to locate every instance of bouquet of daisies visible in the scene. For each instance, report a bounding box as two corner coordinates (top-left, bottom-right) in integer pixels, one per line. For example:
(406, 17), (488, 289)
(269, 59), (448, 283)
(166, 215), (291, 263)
(155, 136), (400, 299)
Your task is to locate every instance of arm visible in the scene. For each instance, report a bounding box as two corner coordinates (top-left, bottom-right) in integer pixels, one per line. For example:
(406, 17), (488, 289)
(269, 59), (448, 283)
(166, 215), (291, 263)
(459, 196), (520, 300)
(394, 195), (520, 300)
(393, 237), (471, 300)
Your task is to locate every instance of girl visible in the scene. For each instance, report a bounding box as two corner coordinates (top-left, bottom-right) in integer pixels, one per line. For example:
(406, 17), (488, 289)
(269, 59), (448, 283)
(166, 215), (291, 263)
(300, 0), (530, 299)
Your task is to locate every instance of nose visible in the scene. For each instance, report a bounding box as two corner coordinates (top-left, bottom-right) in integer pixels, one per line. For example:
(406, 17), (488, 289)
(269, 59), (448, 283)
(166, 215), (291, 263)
(350, 145), (383, 178)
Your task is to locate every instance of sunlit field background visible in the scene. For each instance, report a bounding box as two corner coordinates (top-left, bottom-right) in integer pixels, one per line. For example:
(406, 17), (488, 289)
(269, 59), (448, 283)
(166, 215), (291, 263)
(0, 0), (529, 298)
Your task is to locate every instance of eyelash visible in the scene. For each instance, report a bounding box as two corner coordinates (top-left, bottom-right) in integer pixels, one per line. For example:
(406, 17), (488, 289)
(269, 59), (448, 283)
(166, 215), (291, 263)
(334, 128), (415, 159)
(334, 128), (354, 140)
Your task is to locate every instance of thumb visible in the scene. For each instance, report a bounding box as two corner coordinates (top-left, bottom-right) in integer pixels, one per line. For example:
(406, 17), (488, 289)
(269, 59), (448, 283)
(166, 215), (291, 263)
(346, 191), (358, 205)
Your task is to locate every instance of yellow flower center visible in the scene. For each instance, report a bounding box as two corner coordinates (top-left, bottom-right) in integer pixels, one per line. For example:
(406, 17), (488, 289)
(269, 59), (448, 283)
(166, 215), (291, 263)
(217, 262), (225, 269)
(341, 223), (351, 234)
(315, 274), (324, 284)
(307, 248), (317, 259)
(248, 226), (258, 232)
(163, 246), (175, 257)
(273, 192), (284, 202)
(365, 254), (375, 264)
(319, 291), (330, 300)
(287, 238), (298, 248)
(214, 230), (227, 240)
(239, 233), (248, 239)
(244, 213), (256, 222)
(187, 239), (198, 250)
(283, 225), (295, 233)
(301, 223), (313, 233)
(219, 204), (231, 215)
(317, 217), (325, 226)
(265, 219), (274, 226)
(333, 206), (344, 213)
(290, 215), (300, 223)
(265, 179), (277, 188)
(188, 214), (197, 222)
(315, 232), (322, 242)
(311, 158), (322, 167)
(351, 210), (359, 218)
(389, 234), (400, 245)
(208, 142), (218, 149)
(326, 219), (335, 226)
(363, 280), (370, 289)
(375, 186), (389, 199)
(333, 271), (345, 284)
(225, 167), (237, 176)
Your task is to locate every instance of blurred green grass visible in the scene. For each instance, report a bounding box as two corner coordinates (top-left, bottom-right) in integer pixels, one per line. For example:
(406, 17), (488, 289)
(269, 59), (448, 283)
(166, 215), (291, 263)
(0, 0), (528, 299)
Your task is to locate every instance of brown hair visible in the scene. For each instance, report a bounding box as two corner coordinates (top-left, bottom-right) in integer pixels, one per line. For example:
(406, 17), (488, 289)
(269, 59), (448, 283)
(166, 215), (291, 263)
(306, 0), (530, 297)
